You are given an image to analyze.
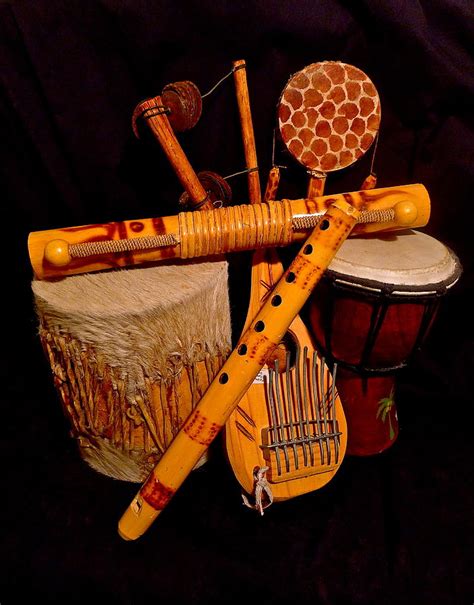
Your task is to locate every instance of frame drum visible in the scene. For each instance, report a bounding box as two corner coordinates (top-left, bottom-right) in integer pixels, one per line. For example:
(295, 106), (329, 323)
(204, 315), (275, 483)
(33, 259), (231, 481)
(309, 229), (461, 455)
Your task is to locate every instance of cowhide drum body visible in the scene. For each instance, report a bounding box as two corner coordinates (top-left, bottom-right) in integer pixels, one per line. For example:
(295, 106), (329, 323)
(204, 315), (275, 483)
(33, 259), (231, 481)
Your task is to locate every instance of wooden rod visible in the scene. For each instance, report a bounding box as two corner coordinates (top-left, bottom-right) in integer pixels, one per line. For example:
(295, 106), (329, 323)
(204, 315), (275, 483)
(264, 166), (281, 202)
(28, 184), (430, 280)
(306, 170), (327, 200)
(233, 59), (262, 205)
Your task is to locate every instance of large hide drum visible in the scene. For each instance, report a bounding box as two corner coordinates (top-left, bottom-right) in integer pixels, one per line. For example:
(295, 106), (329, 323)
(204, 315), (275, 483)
(32, 259), (231, 481)
(309, 230), (461, 455)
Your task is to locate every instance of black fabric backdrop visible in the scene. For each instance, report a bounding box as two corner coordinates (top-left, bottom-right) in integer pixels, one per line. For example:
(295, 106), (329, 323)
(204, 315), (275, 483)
(1, 1), (473, 603)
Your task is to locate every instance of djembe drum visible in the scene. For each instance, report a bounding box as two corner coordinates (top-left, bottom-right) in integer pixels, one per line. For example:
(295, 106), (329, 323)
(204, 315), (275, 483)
(308, 229), (461, 456)
(32, 259), (231, 482)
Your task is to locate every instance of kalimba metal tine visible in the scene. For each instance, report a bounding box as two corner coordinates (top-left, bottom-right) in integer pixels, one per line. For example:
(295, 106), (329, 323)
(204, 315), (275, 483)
(319, 356), (331, 465)
(302, 347), (315, 467)
(294, 345), (309, 467)
(331, 362), (340, 464)
(311, 351), (325, 464)
(285, 349), (299, 470)
(266, 369), (282, 476)
(273, 359), (291, 473)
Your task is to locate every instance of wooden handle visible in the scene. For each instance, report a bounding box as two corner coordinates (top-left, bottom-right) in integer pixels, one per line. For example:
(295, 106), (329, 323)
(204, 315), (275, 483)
(132, 95), (213, 210)
(306, 171), (327, 200)
(117, 198), (360, 540)
(28, 184), (430, 280)
(233, 59), (261, 205)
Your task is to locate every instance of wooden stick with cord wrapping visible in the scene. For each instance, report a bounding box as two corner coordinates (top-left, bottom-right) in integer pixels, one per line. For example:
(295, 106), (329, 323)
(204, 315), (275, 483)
(28, 184), (430, 280)
(117, 197), (359, 540)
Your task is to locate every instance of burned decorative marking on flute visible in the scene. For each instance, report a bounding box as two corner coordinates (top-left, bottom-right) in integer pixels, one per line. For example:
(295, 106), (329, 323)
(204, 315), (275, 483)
(289, 256), (321, 291)
(130, 221), (145, 233)
(246, 334), (278, 366)
(183, 410), (222, 445)
(141, 476), (176, 510)
(342, 192), (365, 211)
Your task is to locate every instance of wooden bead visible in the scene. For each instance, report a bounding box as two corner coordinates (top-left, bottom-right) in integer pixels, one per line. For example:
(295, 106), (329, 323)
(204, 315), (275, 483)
(361, 173), (378, 190)
(44, 239), (71, 266)
(394, 200), (418, 225)
(161, 81), (202, 132)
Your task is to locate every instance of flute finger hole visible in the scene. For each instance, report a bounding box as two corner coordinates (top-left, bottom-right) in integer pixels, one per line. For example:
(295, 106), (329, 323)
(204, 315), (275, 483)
(303, 244), (313, 255)
(219, 373), (229, 384)
(286, 271), (296, 283)
(320, 219), (330, 230)
(271, 295), (282, 306)
(238, 344), (248, 355)
(254, 321), (265, 332)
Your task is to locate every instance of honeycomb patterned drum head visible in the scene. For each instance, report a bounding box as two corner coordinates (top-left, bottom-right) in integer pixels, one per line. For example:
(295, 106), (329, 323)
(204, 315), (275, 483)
(278, 62), (381, 172)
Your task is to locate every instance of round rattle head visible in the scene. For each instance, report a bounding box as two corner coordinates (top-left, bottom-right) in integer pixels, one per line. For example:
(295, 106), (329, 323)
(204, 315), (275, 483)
(162, 80), (202, 132)
(277, 61), (381, 172)
(178, 171), (232, 209)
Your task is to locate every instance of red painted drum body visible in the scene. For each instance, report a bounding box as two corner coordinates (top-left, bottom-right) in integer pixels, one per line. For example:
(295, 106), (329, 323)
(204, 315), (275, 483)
(309, 229), (461, 455)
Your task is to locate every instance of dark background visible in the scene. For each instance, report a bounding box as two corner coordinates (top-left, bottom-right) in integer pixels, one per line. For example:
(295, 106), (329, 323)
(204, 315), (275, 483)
(1, 1), (473, 603)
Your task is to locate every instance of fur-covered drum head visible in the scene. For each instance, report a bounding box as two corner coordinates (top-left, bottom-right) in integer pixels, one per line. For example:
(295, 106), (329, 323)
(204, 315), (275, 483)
(278, 61), (381, 172)
(33, 259), (231, 482)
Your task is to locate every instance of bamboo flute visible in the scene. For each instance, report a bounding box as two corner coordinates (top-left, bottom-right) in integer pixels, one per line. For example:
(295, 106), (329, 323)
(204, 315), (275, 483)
(117, 197), (360, 540)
